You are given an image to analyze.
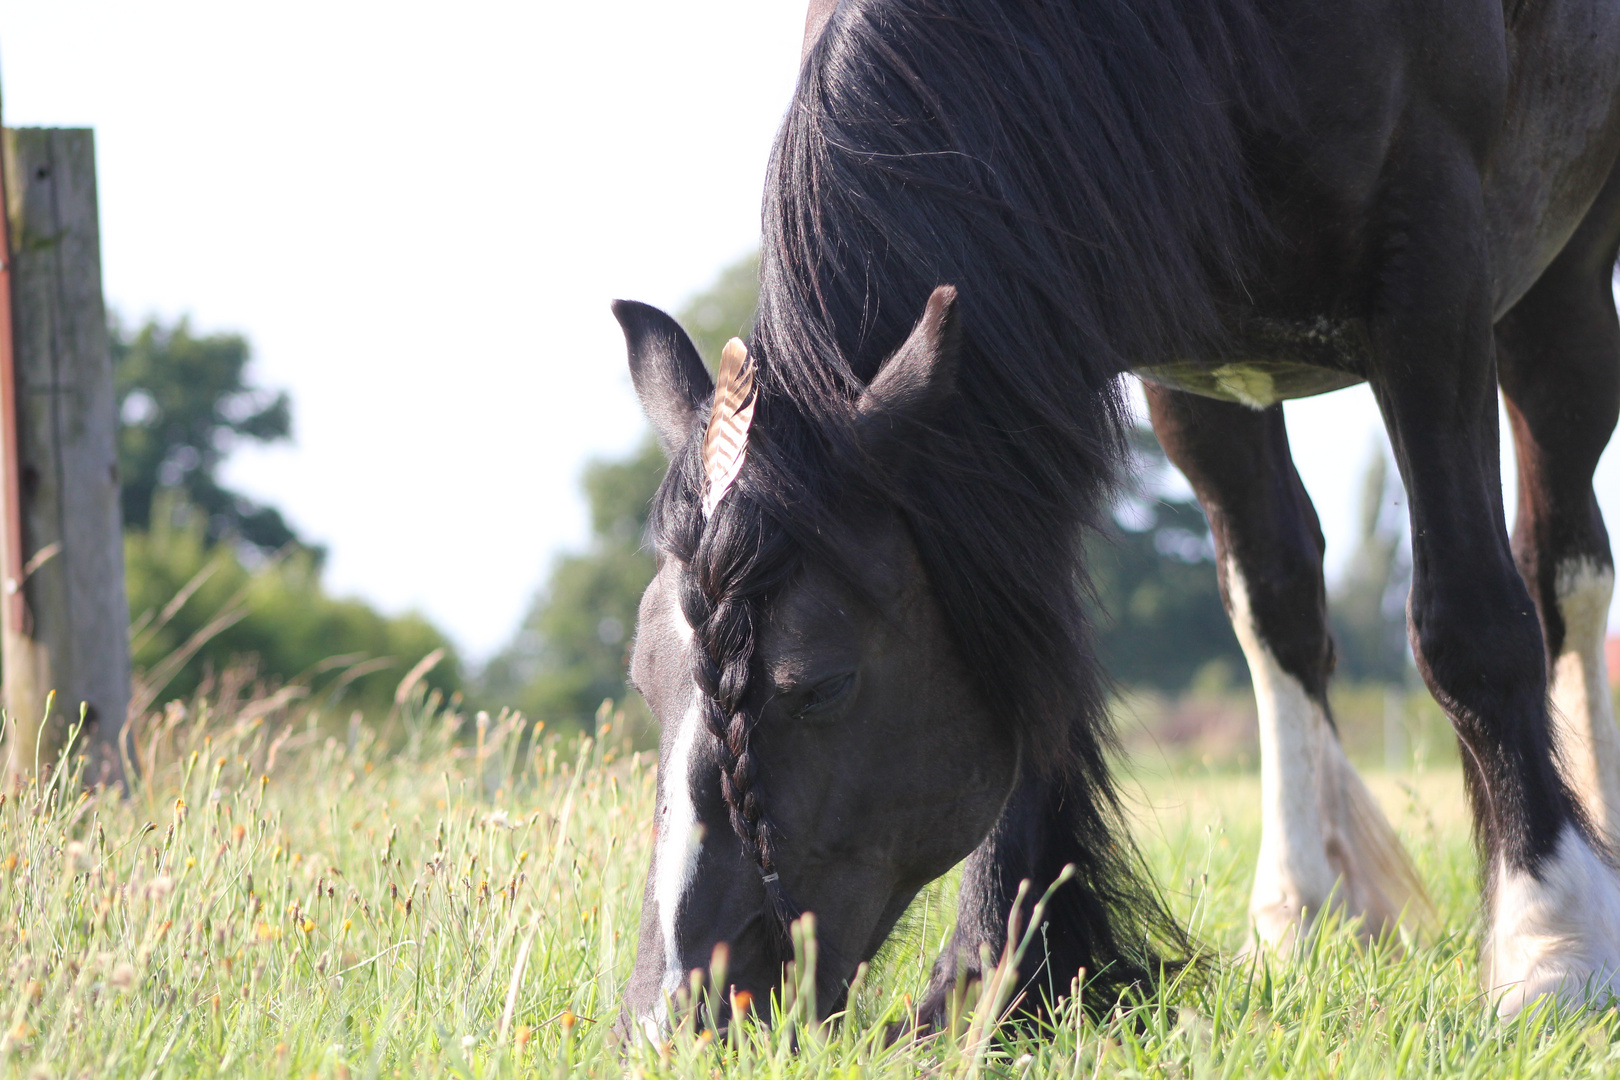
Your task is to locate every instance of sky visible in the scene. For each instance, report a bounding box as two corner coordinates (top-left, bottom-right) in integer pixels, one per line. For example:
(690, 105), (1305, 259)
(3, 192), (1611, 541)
(2, 1), (1619, 662)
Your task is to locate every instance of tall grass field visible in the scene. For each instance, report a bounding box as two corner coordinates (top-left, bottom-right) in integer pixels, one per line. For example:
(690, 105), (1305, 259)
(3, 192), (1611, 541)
(4, 683), (1618, 1079)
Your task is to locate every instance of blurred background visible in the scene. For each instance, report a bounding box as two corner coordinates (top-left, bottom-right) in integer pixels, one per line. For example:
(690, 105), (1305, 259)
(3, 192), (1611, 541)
(2, 1), (1617, 768)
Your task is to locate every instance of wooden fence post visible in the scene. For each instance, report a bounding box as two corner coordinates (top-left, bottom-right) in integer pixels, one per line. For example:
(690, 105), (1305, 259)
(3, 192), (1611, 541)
(0, 128), (130, 787)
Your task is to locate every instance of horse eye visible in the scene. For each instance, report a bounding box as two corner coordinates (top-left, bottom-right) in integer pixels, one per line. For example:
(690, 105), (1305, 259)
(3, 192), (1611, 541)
(794, 672), (856, 718)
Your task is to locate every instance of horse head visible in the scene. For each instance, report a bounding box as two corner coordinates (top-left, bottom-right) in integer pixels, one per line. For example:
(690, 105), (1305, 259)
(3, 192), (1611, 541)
(609, 287), (1020, 1037)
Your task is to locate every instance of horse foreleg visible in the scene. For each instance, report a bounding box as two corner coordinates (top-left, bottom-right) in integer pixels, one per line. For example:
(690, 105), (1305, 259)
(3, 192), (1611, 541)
(1146, 386), (1424, 949)
(914, 767), (1177, 1030)
(1370, 118), (1620, 1016)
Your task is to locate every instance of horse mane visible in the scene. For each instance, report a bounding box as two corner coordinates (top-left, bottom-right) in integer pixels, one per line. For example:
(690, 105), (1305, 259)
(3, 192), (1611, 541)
(651, 0), (1288, 990)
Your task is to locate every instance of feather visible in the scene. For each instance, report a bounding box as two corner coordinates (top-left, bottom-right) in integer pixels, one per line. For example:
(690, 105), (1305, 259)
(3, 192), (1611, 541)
(702, 338), (757, 517)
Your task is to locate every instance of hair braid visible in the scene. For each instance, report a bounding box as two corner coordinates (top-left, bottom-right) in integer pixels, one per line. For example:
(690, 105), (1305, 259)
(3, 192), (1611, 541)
(678, 499), (801, 951)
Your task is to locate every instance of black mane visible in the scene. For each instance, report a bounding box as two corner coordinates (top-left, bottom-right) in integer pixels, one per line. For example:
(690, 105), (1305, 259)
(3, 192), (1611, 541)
(756, 0), (1285, 754)
(651, 0), (1288, 999)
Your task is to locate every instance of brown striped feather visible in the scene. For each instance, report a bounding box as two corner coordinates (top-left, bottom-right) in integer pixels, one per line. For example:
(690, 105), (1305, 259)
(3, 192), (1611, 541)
(702, 337), (757, 516)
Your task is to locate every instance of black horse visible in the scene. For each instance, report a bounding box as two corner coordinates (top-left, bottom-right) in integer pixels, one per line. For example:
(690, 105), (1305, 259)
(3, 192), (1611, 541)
(612, 0), (1620, 1034)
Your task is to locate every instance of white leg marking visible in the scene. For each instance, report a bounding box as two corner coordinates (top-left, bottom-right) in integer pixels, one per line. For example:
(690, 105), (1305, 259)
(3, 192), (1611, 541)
(1228, 563), (1424, 946)
(647, 603), (705, 1027)
(1489, 824), (1620, 1016)
(1548, 559), (1620, 841)
(1227, 565), (1338, 945)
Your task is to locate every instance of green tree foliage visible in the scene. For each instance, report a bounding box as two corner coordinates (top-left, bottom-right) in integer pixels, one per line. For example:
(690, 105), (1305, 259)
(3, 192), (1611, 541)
(1090, 428), (1244, 690)
(479, 442), (663, 728)
(1329, 447), (1412, 684)
(113, 316), (306, 555)
(113, 313), (460, 714)
(678, 252), (760, 367)
(127, 496), (459, 716)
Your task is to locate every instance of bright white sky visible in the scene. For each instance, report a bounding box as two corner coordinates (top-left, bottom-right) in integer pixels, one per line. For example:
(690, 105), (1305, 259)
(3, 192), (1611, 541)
(3, 1), (1619, 662)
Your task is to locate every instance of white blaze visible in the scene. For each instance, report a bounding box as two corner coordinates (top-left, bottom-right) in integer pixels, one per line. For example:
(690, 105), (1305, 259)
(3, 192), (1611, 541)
(1547, 558), (1620, 841)
(647, 601), (705, 1025)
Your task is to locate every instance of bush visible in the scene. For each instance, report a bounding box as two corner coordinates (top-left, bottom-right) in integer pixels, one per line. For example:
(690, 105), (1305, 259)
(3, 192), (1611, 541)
(126, 497), (459, 718)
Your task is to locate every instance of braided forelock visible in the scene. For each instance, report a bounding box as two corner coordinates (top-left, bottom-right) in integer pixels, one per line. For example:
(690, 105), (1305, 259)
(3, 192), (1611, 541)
(673, 472), (807, 954)
(646, 367), (871, 966)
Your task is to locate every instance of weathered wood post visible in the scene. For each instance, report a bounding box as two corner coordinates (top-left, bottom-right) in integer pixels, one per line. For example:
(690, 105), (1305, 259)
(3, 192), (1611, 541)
(0, 128), (130, 786)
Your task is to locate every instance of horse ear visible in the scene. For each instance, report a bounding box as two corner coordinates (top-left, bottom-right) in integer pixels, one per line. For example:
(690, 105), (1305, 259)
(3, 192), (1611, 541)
(856, 286), (961, 451)
(611, 300), (716, 456)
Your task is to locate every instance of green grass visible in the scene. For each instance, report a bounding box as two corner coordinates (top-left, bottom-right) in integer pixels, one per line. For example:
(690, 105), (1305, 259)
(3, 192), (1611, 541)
(6, 691), (1620, 1079)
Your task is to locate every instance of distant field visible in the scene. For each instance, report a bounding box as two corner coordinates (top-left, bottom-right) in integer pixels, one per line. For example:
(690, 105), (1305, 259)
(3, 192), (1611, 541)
(3, 694), (1617, 1079)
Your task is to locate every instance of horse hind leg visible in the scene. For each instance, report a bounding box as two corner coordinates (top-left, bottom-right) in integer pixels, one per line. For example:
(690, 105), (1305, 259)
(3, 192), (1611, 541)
(1498, 166), (1620, 844)
(1147, 386), (1428, 948)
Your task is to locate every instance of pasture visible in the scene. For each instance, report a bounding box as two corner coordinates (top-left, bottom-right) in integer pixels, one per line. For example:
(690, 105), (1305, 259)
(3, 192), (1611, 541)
(1, 685), (1616, 1079)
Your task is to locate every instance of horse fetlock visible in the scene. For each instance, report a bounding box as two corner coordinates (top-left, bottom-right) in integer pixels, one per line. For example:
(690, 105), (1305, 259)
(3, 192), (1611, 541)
(1246, 740), (1430, 950)
(1488, 825), (1620, 1017)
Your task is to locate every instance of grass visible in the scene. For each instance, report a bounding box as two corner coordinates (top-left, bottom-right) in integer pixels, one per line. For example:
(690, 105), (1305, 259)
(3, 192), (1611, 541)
(4, 688), (1620, 1079)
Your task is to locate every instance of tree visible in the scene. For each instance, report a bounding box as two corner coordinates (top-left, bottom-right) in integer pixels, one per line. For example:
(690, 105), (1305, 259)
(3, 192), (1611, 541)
(678, 252), (760, 367)
(113, 316), (307, 555)
(126, 495), (459, 717)
(478, 442), (663, 727)
(112, 313), (460, 714)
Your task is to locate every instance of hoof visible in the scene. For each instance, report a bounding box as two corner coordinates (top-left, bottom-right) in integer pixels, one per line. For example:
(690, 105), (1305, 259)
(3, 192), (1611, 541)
(1489, 825), (1620, 1017)
(1245, 892), (1317, 954)
(1493, 965), (1620, 1018)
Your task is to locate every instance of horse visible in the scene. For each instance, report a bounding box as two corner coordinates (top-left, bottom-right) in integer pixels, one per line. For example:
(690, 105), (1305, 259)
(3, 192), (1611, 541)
(610, 0), (1620, 1035)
